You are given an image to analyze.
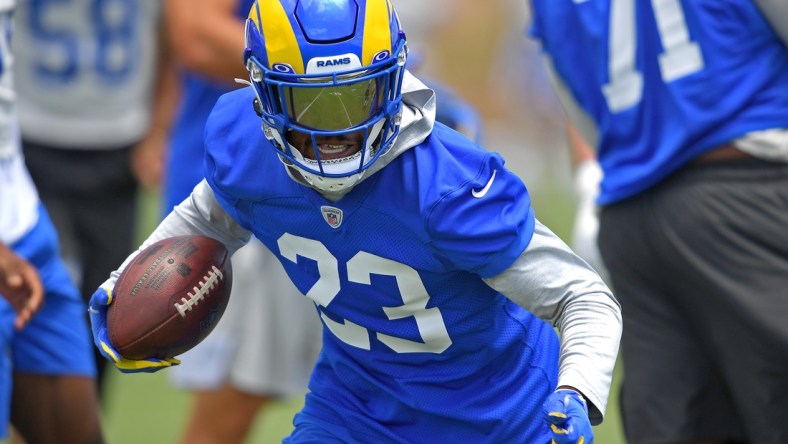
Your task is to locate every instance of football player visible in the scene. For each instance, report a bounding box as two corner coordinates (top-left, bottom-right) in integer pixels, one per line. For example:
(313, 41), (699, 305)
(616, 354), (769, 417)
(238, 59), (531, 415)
(90, 1), (621, 442)
(529, 0), (788, 442)
(11, 0), (167, 394)
(0, 2), (104, 442)
(162, 1), (322, 443)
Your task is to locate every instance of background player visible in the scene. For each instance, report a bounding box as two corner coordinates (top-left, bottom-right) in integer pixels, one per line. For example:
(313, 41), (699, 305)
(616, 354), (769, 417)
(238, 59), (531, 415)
(89, 1), (622, 442)
(0, 2), (104, 442)
(529, 1), (788, 442)
(11, 0), (168, 395)
(162, 3), (487, 443)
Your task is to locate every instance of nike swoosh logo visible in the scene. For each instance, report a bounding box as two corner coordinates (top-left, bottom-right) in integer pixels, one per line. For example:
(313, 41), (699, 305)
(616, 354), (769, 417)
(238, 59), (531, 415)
(472, 169), (497, 198)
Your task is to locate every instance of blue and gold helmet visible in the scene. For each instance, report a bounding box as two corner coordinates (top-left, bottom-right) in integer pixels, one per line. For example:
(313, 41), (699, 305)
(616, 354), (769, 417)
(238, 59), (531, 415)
(243, 0), (407, 192)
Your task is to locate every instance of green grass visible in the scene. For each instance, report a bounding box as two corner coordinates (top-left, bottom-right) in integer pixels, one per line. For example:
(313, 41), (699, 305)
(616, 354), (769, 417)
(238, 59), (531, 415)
(101, 371), (303, 443)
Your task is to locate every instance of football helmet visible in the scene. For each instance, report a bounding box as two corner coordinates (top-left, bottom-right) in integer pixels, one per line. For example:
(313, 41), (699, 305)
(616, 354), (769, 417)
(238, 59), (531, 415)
(243, 0), (407, 192)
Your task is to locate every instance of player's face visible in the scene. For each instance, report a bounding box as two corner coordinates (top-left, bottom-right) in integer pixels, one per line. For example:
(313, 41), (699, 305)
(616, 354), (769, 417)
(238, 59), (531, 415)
(285, 130), (365, 161)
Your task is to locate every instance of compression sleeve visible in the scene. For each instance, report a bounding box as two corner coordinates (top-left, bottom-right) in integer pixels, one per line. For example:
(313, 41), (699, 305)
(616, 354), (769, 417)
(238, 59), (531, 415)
(483, 219), (621, 425)
(100, 180), (251, 289)
(754, 0), (788, 46)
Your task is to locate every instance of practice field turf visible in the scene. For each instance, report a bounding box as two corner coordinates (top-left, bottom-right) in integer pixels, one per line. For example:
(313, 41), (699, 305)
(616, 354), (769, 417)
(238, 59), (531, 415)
(102, 370), (302, 443)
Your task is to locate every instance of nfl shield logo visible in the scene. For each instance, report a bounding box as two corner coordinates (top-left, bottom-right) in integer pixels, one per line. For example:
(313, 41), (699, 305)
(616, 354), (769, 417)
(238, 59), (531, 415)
(321, 206), (343, 229)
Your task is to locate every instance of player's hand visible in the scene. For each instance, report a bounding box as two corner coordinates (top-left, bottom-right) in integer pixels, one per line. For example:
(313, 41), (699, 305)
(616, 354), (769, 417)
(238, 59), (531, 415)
(543, 389), (594, 444)
(0, 242), (44, 329)
(88, 287), (180, 373)
(571, 159), (607, 279)
(131, 129), (167, 190)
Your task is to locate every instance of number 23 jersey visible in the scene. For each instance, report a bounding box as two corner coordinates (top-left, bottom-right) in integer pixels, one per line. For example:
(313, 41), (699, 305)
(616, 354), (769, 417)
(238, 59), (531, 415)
(204, 86), (560, 443)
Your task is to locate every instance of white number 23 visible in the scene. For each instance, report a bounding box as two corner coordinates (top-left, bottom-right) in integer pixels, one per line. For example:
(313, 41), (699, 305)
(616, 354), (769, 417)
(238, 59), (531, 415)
(278, 233), (452, 354)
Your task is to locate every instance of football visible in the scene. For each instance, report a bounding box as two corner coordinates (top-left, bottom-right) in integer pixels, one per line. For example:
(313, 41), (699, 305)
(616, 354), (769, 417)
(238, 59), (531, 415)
(107, 235), (233, 360)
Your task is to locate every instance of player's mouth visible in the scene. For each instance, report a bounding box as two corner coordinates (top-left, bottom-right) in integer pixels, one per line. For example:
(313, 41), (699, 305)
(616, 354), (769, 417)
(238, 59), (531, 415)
(316, 142), (359, 160)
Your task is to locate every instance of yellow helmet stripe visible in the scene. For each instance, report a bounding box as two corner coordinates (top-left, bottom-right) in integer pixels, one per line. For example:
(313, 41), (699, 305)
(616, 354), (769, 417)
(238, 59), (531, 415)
(362, 0), (394, 65)
(250, 0), (305, 74)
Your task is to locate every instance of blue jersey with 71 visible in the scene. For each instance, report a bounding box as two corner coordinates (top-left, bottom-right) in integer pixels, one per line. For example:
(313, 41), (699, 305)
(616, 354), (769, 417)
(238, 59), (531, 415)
(530, 0), (788, 204)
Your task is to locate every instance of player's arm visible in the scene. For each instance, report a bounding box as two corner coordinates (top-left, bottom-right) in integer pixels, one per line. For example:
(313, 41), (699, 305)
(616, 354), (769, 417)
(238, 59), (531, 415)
(483, 219), (622, 424)
(132, 22), (181, 190)
(0, 242), (43, 330)
(104, 179), (250, 290)
(89, 180), (251, 372)
(753, 0), (788, 46)
(165, 0), (247, 83)
(566, 122), (606, 278)
(534, 43), (608, 277)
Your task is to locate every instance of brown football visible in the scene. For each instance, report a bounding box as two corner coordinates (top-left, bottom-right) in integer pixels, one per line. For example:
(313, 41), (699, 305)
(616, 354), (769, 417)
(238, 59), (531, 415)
(107, 235), (233, 360)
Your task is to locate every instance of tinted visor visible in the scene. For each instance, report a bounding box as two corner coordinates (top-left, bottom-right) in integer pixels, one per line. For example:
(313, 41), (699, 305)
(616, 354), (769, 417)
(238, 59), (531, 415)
(283, 76), (385, 131)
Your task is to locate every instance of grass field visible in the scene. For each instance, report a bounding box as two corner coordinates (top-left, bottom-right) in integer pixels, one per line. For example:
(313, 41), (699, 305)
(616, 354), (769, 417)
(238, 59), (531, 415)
(102, 370), (302, 443)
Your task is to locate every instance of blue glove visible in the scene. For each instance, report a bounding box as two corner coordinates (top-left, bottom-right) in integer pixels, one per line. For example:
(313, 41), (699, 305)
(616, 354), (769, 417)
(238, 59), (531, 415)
(543, 389), (593, 444)
(88, 286), (180, 373)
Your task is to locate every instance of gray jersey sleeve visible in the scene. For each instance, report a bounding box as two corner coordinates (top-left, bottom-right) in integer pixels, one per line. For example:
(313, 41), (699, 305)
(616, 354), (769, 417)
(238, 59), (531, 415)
(483, 219), (621, 424)
(101, 180), (251, 289)
(754, 0), (788, 46)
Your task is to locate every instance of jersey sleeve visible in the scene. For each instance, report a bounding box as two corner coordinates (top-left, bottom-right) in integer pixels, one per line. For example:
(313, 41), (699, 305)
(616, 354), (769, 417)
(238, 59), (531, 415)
(426, 152), (536, 278)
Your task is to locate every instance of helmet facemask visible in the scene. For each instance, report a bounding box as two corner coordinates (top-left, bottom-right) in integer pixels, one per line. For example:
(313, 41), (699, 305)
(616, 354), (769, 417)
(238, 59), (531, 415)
(244, 15), (407, 193)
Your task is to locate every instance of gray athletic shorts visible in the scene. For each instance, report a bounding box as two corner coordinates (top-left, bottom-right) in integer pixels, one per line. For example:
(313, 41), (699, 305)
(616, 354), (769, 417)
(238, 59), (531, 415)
(598, 158), (788, 444)
(168, 238), (322, 398)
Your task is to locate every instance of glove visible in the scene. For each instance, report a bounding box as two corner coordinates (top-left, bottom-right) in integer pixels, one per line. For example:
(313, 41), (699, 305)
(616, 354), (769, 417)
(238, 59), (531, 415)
(571, 159), (608, 280)
(88, 286), (180, 373)
(543, 389), (594, 444)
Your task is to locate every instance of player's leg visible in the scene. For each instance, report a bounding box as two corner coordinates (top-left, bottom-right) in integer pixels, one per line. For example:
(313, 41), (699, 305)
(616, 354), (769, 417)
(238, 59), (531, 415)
(655, 160), (788, 444)
(10, 374), (102, 444)
(180, 385), (270, 444)
(598, 184), (746, 444)
(9, 207), (103, 444)
(229, 241), (321, 399)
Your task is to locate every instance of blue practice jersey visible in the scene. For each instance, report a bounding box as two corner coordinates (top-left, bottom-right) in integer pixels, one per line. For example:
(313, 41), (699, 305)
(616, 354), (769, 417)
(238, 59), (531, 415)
(530, 0), (788, 204)
(203, 87), (559, 443)
(164, 0), (255, 213)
